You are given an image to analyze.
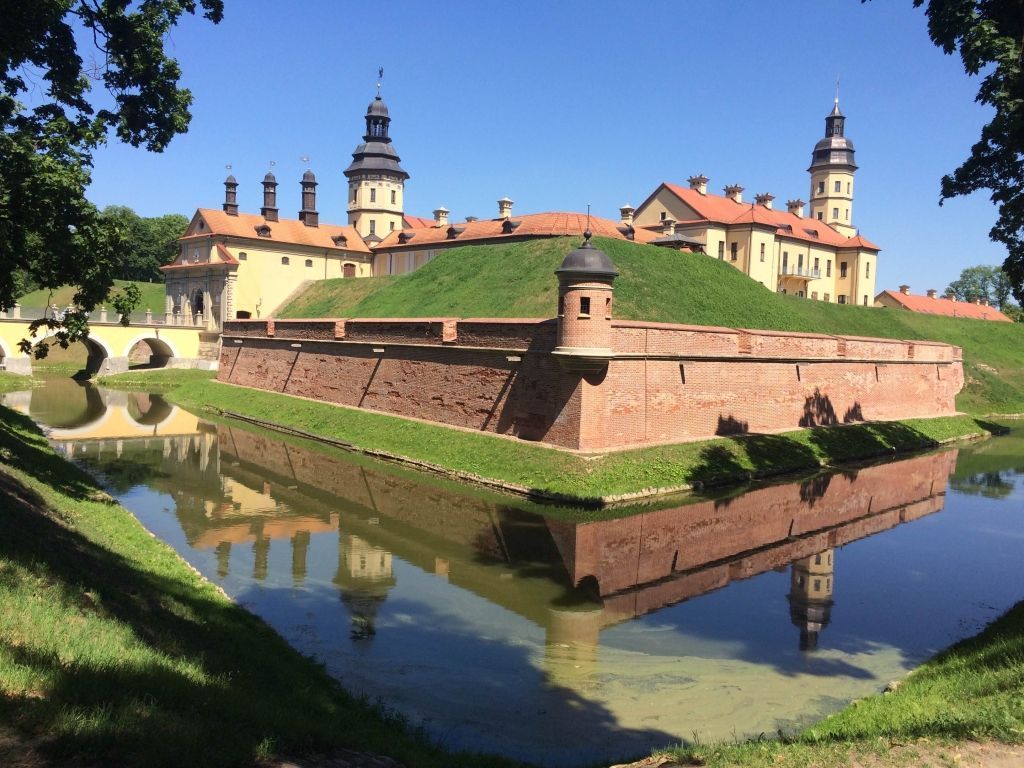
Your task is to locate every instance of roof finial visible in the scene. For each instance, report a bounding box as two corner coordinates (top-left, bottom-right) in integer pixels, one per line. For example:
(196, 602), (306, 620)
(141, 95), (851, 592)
(225, 163), (232, 172)
(835, 74), (840, 106)
(583, 204), (593, 245)
(377, 66), (384, 97)
(300, 155), (310, 168)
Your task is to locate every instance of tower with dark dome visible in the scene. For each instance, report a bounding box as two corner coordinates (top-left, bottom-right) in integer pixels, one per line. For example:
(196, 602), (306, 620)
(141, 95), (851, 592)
(344, 80), (409, 243)
(808, 99), (857, 238)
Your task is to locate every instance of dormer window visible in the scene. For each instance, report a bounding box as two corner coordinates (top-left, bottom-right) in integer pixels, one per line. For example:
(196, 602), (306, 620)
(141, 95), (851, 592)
(331, 234), (347, 247)
(446, 225), (465, 240)
(255, 224), (272, 238)
(501, 219), (521, 234)
(398, 232), (416, 244)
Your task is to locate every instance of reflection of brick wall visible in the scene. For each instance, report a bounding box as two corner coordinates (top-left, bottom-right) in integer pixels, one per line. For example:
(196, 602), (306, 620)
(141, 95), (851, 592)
(552, 449), (957, 603)
(219, 317), (964, 452)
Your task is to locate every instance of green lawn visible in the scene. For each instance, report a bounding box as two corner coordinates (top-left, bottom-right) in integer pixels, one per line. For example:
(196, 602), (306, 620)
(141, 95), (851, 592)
(17, 280), (167, 314)
(0, 404), (522, 768)
(100, 371), (1006, 504)
(278, 237), (1024, 415)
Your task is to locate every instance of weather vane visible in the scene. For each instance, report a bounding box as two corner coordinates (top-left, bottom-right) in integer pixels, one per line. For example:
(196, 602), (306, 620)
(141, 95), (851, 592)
(269, 159), (276, 170)
(377, 66), (384, 96)
(835, 74), (841, 105)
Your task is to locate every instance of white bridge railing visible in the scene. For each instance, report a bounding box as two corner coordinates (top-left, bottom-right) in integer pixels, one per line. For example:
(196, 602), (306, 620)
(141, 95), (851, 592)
(0, 304), (210, 328)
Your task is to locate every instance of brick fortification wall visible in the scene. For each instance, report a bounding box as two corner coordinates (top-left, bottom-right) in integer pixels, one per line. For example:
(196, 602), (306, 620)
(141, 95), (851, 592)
(219, 317), (964, 452)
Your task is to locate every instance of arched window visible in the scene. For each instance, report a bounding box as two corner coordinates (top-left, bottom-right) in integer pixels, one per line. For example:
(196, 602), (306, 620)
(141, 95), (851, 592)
(281, 256), (290, 265)
(305, 259), (313, 268)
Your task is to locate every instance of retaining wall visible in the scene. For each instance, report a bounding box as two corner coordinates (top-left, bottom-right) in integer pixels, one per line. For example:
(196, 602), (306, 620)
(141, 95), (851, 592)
(218, 317), (964, 452)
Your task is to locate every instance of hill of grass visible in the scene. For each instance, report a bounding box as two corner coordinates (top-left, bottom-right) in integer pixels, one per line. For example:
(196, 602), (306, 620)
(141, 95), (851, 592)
(18, 280), (167, 314)
(279, 237), (1024, 414)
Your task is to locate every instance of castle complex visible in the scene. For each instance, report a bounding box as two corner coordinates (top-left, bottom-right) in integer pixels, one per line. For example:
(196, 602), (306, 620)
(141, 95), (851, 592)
(166, 89), (880, 327)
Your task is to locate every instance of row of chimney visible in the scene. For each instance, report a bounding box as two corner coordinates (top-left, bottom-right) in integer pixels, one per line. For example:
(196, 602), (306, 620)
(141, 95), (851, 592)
(223, 172), (319, 227)
(429, 197), (516, 227)
(898, 284), (991, 305)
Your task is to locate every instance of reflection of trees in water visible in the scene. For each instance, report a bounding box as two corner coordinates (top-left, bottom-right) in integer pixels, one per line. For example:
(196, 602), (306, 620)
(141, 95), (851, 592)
(29, 378), (105, 428)
(950, 470), (1020, 499)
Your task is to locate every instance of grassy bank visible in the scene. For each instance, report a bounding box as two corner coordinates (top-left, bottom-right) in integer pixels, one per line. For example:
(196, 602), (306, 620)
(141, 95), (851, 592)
(665, 597), (1024, 767)
(0, 403), (521, 768)
(99, 371), (1003, 503)
(0, 373), (31, 394)
(279, 237), (1024, 415)
(17, 280), (167, 315)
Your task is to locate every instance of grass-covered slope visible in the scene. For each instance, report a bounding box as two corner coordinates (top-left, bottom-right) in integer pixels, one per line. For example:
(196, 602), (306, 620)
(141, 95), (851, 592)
(17, 280), (167, 314)
(279, 237), (1024, 414)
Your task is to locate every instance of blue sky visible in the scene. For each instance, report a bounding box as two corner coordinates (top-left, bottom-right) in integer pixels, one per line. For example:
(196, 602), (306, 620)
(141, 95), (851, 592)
(85, 0), (1003, 294)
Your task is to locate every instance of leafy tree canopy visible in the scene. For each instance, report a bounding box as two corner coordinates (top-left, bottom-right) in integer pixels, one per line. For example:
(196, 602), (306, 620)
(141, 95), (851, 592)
(945, 263), (1014, 307)
(0, 0), (222, 351)
(914, 0), (1024, 302)
(99, 205), (189, 282)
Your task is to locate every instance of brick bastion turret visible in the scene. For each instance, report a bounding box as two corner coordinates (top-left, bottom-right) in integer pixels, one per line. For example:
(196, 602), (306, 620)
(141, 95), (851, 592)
(217, 237), (964, 453)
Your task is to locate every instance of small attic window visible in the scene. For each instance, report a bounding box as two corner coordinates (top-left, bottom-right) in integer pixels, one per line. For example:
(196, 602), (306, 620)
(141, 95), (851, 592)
(331, 234), (347, 246)
(501, 219), (521, 234)
(804, 228), (819, 239)
(305, 258), (313, 268)
(238, 252), (248, 261)
(197, 221), (205, 231)
(398, 232), (416, 244)
(446, 225), (465, 240)
(281, 256), (290, 265)
(255, 224), (272, 238)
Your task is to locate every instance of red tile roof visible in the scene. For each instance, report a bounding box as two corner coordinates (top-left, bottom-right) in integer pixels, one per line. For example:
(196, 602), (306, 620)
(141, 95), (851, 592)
(403, 215), (435, 229)
(374, 211), (658, 250)
(178, 209), (371, 254)
(659, 183), (880, 251)
(877, 289), (1012, 322)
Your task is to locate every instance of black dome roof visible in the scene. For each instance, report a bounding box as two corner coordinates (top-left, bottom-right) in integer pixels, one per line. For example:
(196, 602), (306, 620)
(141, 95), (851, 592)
(556, 234), (619, 280)
(367, 95), (389, 117)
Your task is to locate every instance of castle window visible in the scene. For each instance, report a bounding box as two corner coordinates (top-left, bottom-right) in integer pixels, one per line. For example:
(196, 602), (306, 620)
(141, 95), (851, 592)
(660, 211), (667, 221)
(239, 252), (248, 261)
(840, 261), (848, 278)
(390, 221), (395, 231)
(834, 180), (841, 193)
(814, 257), (819, 272)
(391, 190), (396, 204)
(759, 243), (765, 262)
(305, 259), (313, 268)
(866, 262), (871, 278)
(369, 220), (376, 235)
(798, 253), (804, 270)
(717, 242), (725, 260)
(370, 188), (376, 203)
(558, 294), (565, 317)
(352, 188), (357, 202)
(816, 211), (823, 221)
(826, 260), (832, 277)
(579, 296), (591, 317)
(832, 207), (839, 219)
(281, 256), (290, 265)
(782, 251), (789, 270)
(817, 181), (825, 194)
(845, 208), (849, 220)
(863, 295), (869, 306)
(838, 294), (847, 304)
(730, 242), (738, 261)
(606, 297), (612, 318)
(847, 182), (851, 194)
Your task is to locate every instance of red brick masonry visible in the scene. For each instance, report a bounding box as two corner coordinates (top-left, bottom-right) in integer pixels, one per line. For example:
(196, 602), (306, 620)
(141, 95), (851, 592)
(219, 317), (964, 452)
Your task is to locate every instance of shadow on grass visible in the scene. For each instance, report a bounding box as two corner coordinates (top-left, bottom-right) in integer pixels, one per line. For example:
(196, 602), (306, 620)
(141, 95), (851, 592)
(0, 411), (528, 768)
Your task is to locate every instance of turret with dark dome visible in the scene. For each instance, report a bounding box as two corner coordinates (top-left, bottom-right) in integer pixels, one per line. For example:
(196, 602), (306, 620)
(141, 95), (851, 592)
(552, 232), (619, 373)
(345, 81), (409, 243)
(807, 98), (858, 237)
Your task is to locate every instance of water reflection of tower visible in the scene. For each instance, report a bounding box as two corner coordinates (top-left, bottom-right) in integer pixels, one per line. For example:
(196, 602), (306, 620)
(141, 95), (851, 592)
(543, 583), (605, 688)
(333, 533), (395, 642)
(788, 549), (834, 650)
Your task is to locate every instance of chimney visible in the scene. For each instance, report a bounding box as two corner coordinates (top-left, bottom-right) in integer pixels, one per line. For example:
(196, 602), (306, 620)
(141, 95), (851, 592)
(299, 170), (318, 227)
(754, 193), (775, 209)
(981, 297), (990, 306)
(465, 215), (478, 223)
(619, 204), (635, 226)
(723, 184), (744, 203)
(688, 174), (709, 195)
(786, 198), (805, 217)
(261, 172), (278, 222)
(946, 290), (957, 302)
(223, 174), (239, 216)
(433, 206), (449, 227)
(973, 297), (982, 305)
(498, 197), (514, 220)
(899, 284), (910, 295)
(662, 216), (676, 236)
(926, 289), (937, 299)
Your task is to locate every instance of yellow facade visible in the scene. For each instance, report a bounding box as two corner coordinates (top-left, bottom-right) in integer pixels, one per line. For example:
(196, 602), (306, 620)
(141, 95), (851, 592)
(809, 168), (856, 237)
(348, 178), (405, 240)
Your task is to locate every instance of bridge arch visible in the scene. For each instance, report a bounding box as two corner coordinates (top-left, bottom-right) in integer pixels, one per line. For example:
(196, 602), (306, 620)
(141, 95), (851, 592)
(121, 334), (177, 368)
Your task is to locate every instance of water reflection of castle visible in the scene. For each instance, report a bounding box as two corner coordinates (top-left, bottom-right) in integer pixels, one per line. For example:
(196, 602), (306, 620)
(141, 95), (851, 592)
(40, 381), (957, 658)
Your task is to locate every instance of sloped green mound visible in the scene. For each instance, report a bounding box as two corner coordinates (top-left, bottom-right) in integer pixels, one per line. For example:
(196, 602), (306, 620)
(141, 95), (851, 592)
(279, 237), (1024, 414)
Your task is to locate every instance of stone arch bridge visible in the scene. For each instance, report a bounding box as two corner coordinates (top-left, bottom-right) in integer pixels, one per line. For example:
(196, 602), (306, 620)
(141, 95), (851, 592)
(0, 316), (219, 375)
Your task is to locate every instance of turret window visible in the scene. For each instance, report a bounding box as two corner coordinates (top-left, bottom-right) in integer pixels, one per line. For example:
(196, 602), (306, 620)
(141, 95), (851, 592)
(847, 183), (851, 194)
(865, 262), (871, 278)
(826, 260), (832, 277)
(391, 190), (396, 204)
(816, 212), (823, 221)
(845, 208), (850, 220)
(834, 180), (841, 193)
(579, 296), (591, 318)
(730, 242), (738, 261)
(832, 207), (839, 219)
(840, 261), (848, 278)
(817, 181), (825, 194)
(370, 188), (376, 203)
(369, 220), (376, 235)
(759, 243), (765, 262)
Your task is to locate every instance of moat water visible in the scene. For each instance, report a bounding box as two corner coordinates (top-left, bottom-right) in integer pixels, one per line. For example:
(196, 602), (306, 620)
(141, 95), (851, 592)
(7, 377), (1024, 767)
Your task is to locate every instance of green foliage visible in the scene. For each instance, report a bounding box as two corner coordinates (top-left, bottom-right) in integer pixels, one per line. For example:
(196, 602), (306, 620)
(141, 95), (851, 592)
(0, 1), (221, 352)
(912, 1), (1024, 303)
(99, 206), (188, 282)
(279, 237), (1024, 414)
(0, 405), (520, 768)
(946, 264), (1013, 307)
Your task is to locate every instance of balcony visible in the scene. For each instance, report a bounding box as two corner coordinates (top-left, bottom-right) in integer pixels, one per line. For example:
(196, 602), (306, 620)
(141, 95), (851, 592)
(780, 266), (821, 280)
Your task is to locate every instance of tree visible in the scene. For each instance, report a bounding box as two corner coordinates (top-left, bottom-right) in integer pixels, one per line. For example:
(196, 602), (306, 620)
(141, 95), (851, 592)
(0, 0), (222, 353)
(99, 206), (189, 282)
(913, 1), (1024, 302)
(945, 264), (1014, 307)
